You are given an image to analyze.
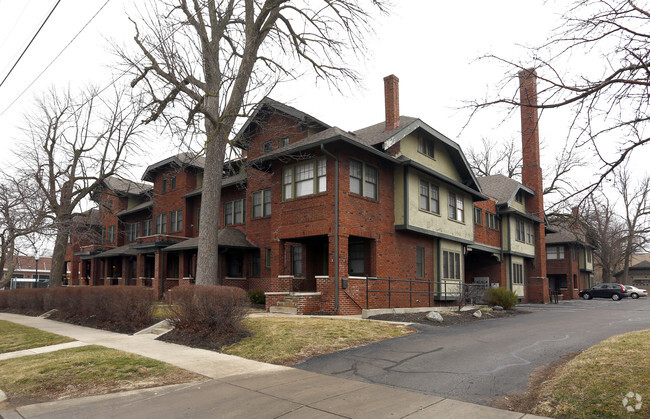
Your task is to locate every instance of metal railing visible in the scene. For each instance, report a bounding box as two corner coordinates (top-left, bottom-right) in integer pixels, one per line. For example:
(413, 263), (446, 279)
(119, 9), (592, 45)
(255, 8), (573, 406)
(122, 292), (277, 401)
(364, 277), (489, 309)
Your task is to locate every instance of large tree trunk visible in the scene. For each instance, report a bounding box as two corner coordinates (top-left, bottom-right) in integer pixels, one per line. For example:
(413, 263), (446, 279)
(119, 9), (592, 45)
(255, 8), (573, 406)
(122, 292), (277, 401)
(0, 240), (15, 288)
(195, 127), (228, 285)
(49, 216), (71, 287)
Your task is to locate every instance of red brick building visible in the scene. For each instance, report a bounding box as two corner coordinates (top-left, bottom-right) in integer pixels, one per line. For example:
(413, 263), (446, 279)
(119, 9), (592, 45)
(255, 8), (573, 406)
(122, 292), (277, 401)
(66, 73), (556, 313)
(3, 255), (52, 289)
(545, 211), (595, 299)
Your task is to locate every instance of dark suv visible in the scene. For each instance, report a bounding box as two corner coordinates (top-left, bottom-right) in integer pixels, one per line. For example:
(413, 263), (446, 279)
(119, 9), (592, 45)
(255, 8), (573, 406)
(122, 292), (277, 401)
(579, 283), (629, 301)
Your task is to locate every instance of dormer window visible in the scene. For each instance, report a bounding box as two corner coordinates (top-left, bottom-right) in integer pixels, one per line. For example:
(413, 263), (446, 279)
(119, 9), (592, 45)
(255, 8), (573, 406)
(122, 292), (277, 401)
(515, 190), (523, 203)
(279, 136), (289, 147)
(263, 141), (273, 153)
(418, 135), (434, 159)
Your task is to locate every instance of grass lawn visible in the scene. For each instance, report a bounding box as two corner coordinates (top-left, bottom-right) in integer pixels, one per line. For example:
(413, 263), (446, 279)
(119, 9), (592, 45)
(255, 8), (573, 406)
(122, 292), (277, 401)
(534, 329), (650, 418)
(0, 320), (74, 354)
(222, 317), (414, 365)
(0, 345), (203, 406)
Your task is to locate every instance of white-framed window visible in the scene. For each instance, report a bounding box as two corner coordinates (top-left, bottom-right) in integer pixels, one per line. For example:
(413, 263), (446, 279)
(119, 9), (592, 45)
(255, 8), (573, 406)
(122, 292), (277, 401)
(418, 135), (434, 158)
(512, 263), (524, 285)
(547, 246), (565, 260)
(348, 243), (365, 275)
(474, 207), (482, 225)
(525, 222), (534, 244)
(107, 225), (116, 243)
(350, 160), (378, 200)
(170, 210), (183, 232)
(252, 189), (272, 218)
(224, 199), (245, 225)
(283, 158), (326, 200)
(279, 136), (289, 147)
(515, 219), (525, 242)
(442, 250), (461, 280)
(126, 222), (140, 242)
(486, 212), (499, 230)
(416, 246), (425, 278)
(155, 214), (167, 234)
(142, 219), (152, 236)
(419, 180), (440, 214)
(448, 192), (464, 222)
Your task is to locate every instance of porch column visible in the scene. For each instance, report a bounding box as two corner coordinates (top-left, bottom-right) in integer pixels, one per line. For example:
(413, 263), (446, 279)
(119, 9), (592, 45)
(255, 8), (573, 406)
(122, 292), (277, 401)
(136, 253), (146, 287)
(120, 257), (128, 286)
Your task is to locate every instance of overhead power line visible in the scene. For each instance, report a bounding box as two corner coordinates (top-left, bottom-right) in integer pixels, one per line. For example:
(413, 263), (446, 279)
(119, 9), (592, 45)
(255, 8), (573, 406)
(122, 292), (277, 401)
(0, 0), (63, 90)
(0, 0), (112, 119)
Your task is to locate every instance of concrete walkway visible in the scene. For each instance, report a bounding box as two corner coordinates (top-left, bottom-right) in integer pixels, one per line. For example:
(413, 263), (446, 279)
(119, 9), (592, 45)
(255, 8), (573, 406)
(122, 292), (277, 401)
(0, 313), (545, 418)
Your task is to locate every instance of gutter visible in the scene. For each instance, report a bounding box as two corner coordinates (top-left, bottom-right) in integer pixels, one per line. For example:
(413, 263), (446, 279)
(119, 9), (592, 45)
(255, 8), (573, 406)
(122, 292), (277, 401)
(320, 144), (340, 312)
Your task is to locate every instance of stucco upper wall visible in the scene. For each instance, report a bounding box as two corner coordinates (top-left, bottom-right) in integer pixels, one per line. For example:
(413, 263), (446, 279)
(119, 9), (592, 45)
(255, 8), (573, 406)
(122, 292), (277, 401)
(509, 197), (526, 213)
(406, 168), (473, 242)
(397, 131), (462, 182)
(502, 215), (535, 256)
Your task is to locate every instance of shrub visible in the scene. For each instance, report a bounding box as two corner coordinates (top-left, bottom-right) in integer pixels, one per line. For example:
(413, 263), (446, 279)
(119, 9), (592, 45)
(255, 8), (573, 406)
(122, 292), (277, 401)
(484, 287), (518, 310)
(168, 285), (249, 347)
(247, 289), (265, 305)
(0, 286), (156, 333)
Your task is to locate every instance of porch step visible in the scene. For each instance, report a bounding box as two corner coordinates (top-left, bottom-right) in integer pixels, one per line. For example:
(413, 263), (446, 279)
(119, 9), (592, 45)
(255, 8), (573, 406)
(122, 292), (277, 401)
(269, 305), (298, 315)
(276, 301), (297, 307)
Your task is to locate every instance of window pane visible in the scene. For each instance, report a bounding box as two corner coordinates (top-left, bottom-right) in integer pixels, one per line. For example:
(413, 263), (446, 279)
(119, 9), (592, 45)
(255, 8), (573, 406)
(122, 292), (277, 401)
(263, 189), (271, 216)
(283, 168), (292, 199)
(234, 200), (242, 224)
(350, 161), (362, 194)
(350, 178), (362, 195)
(225, 202), (233, 225)
(364, 166), (377, 199)
(431, 185), (439, 213)
(252, 191), (262, 218)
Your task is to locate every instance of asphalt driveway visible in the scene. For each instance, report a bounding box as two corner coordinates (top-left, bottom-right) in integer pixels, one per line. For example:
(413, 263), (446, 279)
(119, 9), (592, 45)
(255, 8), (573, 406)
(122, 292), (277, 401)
(296, 298), (650, 405)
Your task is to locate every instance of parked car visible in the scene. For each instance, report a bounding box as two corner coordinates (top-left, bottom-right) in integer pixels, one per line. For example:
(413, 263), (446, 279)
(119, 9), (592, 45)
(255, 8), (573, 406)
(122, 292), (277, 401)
(579, 283), (629, 301)
(625, 285), (648, 299)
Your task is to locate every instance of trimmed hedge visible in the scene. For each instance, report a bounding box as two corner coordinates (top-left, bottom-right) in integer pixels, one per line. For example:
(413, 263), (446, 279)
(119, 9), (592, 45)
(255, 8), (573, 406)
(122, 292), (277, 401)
(0, 286), (155, 333)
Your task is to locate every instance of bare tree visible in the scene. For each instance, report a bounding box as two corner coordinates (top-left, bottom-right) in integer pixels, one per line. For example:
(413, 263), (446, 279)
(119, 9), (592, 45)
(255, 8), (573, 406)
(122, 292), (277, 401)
(584, 193), (627, 282)
(470, 0), (650, 195)
(120, 0), (387, 285)
(614, 166), (650, 281)
(0, 173), (47, 288)
(18, 86), (145, 287)
(466, 137), (521, 179)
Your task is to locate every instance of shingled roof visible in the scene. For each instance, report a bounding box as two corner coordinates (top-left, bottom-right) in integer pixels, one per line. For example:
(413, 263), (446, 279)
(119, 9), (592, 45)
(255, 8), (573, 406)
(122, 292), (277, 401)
(141, 152), (206, 182)
(163, 228), (256, 251)
(103, 176), (151, 196)
(477, 174), (535, 206)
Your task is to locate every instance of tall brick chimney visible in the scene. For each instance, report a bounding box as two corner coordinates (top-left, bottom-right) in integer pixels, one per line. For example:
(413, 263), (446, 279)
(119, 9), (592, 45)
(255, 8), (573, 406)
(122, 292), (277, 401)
(519, 68), (548, 301)
(384, 74), (400, 131)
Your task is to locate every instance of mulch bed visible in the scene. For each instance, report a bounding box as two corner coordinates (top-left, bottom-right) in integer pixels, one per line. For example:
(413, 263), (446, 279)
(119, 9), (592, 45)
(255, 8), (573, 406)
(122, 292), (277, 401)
(159, 328), (251, 351)
(368, 308), (528, 327)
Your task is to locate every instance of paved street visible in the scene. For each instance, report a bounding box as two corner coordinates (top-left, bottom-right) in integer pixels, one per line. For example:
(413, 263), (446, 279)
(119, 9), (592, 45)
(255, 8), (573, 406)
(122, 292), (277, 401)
(297, 298), (650, 405)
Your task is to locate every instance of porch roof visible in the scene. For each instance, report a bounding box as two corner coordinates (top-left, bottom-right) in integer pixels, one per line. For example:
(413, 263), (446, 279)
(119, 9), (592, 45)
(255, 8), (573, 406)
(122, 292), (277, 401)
(94, 244), (140, 258)
(163, 228), (257, 252)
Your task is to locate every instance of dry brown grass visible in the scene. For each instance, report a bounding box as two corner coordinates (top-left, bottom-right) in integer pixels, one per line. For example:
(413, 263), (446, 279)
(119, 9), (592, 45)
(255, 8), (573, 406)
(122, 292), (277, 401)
(222, 317), (414, 365)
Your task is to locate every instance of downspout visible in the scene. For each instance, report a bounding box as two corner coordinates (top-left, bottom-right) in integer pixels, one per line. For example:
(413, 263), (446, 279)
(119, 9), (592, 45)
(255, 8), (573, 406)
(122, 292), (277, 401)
(321, 144), (339, 312)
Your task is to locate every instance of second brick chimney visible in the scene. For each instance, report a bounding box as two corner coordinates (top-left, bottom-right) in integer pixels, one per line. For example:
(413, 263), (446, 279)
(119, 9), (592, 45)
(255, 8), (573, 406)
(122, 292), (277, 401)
(384, 74), (400, 131)
(519, 67), (548, 300)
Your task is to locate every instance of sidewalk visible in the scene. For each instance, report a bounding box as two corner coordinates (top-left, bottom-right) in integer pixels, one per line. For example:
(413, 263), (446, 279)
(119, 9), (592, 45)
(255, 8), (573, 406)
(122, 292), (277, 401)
(0, 313), (546, 419)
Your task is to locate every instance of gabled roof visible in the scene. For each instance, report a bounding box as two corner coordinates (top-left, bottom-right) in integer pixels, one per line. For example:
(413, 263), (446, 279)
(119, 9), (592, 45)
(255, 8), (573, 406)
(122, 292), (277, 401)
(234, 97), (331, 148)
(477, 174), (535, 206)
(354, 117), (481, 192)
(94, 176), (151, 200)
(545, 219), (590, 246)
(141, 152), (206, 182)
